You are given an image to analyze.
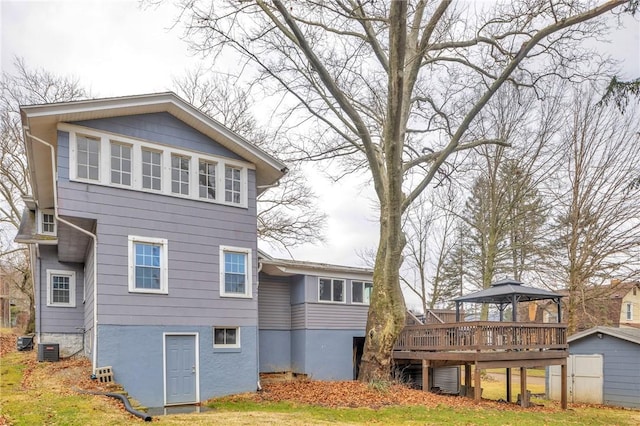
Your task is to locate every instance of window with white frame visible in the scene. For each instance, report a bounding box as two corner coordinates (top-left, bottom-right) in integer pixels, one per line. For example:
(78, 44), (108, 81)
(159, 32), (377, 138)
(76, 135), (100, 181)
(171, 154), (190, 195)
(199, 160), (217, 200)
(213, 327), (240, 348)
(46, 270), (76, 307)
(141, 148), (162, 191)
(110, 142), (132, 186)
(220, 246), (252, 298)
(319, 278), (345, 303)
(128, 236), (168, 294)
(225, 165), (242, 204)
(352, 281), (373, 304)
(626, 302), (633, 321)
(64, 126), (250, 207)
(39, 210), (56, 235)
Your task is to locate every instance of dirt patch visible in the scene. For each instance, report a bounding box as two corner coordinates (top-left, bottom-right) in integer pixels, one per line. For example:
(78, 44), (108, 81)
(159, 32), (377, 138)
(216, 379), (558, 412)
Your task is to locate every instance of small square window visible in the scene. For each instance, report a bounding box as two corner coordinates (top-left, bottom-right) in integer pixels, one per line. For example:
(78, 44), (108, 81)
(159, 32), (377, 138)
(128, 236), (168, 294)
(319, 278), (345, 303)
(46, 270), (76, 307)
(219, 246), (252, 298)
(39, 210), (56, 235)
(352, 281), (373, 304)
(213, 327), (240, 348)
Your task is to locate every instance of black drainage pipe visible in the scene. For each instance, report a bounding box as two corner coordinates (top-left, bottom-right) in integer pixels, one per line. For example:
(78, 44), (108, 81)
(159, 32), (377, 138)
(74, 387), (152, 422)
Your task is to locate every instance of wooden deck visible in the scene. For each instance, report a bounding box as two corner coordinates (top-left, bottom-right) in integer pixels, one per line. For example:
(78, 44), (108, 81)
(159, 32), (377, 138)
(393, 322), (569, 408)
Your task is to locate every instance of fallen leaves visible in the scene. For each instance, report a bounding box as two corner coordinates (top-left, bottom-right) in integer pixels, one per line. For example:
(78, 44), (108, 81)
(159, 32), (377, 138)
(216, 379), (558, 413)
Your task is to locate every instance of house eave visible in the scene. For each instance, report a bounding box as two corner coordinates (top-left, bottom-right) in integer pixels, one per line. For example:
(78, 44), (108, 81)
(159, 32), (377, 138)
(568, 325), (640, 345)
(260, 257), (374, 280)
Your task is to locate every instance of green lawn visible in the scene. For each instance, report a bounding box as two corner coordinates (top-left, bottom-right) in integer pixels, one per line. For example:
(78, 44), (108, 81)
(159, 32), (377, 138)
(2, 347), (639, 425)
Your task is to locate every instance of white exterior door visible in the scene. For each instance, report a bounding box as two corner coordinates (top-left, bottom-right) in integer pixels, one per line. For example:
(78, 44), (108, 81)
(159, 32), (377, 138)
(549, 354), (603, 404)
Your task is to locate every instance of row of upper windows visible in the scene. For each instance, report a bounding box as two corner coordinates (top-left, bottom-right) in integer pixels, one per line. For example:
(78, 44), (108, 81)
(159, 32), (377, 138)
(61, 125), (250, 208)
(45, 238), (253, 308)
(318, 277), (372, 305)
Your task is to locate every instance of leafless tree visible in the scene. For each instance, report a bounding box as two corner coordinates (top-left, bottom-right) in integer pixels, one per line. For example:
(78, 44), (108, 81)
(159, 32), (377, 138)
(170, 0), (636, 380)
(173, 68), (326, 251)
(0, 58), (88, 331)
(548, 90), (640, 334)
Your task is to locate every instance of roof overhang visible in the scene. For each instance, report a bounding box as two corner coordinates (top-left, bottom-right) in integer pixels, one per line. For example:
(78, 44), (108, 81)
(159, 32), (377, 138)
(568, 326), (640, 345)
(260, 256), (374, 281)
(20, 92), (288, 208)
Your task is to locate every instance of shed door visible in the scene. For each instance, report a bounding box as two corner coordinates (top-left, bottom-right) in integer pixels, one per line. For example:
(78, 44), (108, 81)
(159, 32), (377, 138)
(549, 354), (603, 404)
(165, 335), (197, 405)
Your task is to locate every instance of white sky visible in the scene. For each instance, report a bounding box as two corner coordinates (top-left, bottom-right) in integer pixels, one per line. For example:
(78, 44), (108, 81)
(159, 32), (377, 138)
(2, 0), (639, 309)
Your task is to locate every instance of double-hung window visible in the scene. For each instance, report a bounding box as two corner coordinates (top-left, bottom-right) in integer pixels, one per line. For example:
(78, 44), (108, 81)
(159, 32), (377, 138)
(626, 302), (633, 321)
(225, 165), (242, 204)
(319, 278), (345, 303)
(352, 281), (373, 304)
(213, 327), (240, 348)
(220, 246), (252, 298)
(46, 270), (76, 307)
(39, 210), (56, 235)
(128, 236), (168, 294)
(199, 160), (217, 200)
(141, 148), (162, 191)
(110, 142), (132, 186)
(76, 135), (100, 181)
(171, 154), (190, 195)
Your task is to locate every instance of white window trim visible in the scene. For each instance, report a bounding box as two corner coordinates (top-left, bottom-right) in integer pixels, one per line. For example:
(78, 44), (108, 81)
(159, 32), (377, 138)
(351, 281), (373, 305)
(38, 209), (56, 236)
(219, 245), (252, 298)
(626, 302), (633, 321)
(213, 326), (241, 349)
(62, 123), (251, 208)
(128, 235), (169, 294)
(318, 277), (346, 304)
(46, 269), (76, 307)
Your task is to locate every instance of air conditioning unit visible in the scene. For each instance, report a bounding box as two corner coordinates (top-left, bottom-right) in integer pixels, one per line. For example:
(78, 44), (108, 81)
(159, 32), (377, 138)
(16, 335), (34, 351)
(37, 343), (60, 362)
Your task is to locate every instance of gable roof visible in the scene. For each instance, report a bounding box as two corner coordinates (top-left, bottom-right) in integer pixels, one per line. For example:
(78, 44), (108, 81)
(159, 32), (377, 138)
(568, 326), (640, 345)
(20, 92), (287, 208)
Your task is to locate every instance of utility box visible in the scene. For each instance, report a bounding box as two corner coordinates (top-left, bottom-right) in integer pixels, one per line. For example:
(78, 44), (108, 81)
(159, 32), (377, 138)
(37, 343), (60, 362)
(16, 335), (34, 351)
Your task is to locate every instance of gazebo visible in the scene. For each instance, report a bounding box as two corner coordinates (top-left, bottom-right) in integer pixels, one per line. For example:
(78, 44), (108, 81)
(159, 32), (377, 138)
(394, 278), (568, 408)
(454, 278), (564, 323)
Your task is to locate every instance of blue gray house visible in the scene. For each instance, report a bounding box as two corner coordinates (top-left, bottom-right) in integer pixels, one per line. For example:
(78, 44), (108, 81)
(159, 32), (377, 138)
(15, 93), (374, 408)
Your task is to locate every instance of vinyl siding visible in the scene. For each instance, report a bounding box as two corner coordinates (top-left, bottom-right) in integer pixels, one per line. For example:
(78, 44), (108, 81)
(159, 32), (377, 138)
(72, 112), (242, 160)
(37, 245), (84, 333)
(258, 276), (291, 330)
(56, 117), (259, 327)
(305, 303), (368, 330)
(571, 335), (640, 408)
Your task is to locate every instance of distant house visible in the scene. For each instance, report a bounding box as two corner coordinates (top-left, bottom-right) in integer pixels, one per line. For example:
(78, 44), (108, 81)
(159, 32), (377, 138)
(549, 326), (640, 408)
(15, 93), (373, 408)
(537, 281), (640, 330)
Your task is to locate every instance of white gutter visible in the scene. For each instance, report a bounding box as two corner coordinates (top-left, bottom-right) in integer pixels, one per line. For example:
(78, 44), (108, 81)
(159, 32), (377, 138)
(25, 129), (99, 374)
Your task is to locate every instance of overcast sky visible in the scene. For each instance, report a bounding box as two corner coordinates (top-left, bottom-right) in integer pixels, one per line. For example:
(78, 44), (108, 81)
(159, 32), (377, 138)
(2, 1), (639, 308)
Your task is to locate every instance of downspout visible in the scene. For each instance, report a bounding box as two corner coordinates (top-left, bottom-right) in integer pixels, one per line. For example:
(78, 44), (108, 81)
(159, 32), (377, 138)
(25, 129), (99, 373)
(256, 260), (263, 391)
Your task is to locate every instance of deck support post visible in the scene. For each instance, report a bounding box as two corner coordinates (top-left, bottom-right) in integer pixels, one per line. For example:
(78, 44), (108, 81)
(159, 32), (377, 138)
(506, 368), (512, 402)
(422, 360), (430, 392)
(464, 364), (471, 396)
(473, 363), (481, 402)
(519, 367), (528, 407)
(561, 362), (568, 409)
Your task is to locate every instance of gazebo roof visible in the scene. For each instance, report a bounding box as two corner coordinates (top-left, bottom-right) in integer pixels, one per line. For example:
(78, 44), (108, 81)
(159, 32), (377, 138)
(453, 278), (563, 305)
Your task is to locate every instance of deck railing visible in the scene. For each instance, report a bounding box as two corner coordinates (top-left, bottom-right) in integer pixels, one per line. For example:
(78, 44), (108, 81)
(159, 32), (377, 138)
(394, 322), (568, 352)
